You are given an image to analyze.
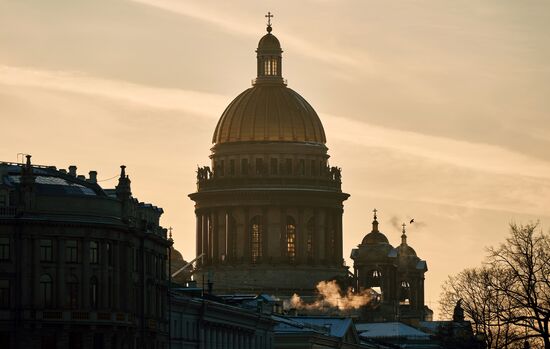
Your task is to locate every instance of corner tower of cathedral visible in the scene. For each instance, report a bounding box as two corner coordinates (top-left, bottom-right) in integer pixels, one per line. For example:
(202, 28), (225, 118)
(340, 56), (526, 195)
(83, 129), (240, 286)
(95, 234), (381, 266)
(189, 19), (349, 295)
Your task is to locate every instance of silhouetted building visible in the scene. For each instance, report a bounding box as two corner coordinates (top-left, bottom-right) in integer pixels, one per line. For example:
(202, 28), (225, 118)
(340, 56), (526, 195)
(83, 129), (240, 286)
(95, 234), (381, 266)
(0, 156), (170, 349)
(351, 211), (428, 323)
(189, 21), (349, 295)
(169, 290), (274, 349)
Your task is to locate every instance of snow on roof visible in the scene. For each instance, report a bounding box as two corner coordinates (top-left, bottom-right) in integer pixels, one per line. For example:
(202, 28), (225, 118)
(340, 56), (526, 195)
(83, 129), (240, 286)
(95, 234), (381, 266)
(273, 315), (354, 338)
(356, 322), (430, 339)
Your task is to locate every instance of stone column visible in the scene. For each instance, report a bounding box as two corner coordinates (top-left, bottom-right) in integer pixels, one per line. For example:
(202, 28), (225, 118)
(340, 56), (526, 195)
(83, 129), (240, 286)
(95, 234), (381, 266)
(196, 211), (202, 267)
(243, 207), (250, 262)
(335, 208), (344, 265)
(297, 208), (305, 264)
(212, 210), (218, 264)
(261, 207), (268, 263)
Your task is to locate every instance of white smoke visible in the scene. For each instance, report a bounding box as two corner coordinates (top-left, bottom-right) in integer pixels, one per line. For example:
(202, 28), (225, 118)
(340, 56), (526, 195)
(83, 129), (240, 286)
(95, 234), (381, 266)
(290, 280), (372, 311)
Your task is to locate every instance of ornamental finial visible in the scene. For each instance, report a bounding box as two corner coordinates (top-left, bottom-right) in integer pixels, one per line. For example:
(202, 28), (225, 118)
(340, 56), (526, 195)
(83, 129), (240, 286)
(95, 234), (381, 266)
(265, 11), (273, 33)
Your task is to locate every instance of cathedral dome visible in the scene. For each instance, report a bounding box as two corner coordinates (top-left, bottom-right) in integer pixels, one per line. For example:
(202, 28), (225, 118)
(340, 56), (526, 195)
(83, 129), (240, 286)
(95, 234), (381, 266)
(212, 85), (326, 144)
(397, 243), (417, 257)
(212, 21), (326, 145)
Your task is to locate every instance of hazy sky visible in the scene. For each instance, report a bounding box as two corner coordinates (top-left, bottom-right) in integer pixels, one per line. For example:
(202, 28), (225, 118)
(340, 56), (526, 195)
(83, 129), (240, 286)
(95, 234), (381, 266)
(1, 0), (549, 318)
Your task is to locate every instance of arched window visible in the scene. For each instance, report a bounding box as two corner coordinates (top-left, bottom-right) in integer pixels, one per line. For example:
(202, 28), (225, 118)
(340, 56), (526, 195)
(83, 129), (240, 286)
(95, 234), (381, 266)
(226, 215), (237, 261)
(90, 276), (98, 309)
(39, 274), (53, 308)
(286, 216), (296, 262)
(306, 218), (315, 260)
(250, 216), (263, 263)
(399, 281), (411, 305)
(66, 274), (79, 309)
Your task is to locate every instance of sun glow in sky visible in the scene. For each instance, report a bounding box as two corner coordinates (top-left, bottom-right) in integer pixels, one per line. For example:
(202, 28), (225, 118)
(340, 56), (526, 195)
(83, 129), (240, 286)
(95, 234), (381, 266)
(1, 0), (549, 318)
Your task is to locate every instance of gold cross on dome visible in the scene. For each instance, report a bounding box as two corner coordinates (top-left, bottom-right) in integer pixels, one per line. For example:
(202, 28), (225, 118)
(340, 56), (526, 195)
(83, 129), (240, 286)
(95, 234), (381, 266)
(169, 226), (173, 239)
(402, 223), (407, 232)
(265, 12), (274, 26)
(373, 208), (377, 219)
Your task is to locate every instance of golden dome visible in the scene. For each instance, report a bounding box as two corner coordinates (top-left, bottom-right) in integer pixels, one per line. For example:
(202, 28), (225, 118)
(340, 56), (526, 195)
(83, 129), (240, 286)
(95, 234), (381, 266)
(212, 84), (326, 144)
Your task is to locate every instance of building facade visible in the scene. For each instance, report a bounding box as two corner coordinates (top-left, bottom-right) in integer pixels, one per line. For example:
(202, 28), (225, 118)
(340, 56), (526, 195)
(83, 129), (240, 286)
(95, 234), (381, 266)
(351, 211), (428, 323)
(0, 156), (171, 349)
(189, 22), (349, 295)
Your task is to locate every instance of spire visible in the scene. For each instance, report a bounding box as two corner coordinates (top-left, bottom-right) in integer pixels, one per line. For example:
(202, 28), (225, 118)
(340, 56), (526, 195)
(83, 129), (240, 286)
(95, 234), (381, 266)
(254, 12), (284, 85)
(401, 223), (408, 245)
(372, 208), (379, 232)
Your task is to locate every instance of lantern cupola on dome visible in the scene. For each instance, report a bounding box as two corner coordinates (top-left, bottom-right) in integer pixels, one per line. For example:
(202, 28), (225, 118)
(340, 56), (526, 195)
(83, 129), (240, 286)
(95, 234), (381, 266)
(255, 12), (284, 85)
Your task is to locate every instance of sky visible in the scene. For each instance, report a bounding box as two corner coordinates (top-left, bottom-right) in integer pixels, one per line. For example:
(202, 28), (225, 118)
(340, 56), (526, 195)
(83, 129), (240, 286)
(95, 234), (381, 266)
(1, 0), (549, 319)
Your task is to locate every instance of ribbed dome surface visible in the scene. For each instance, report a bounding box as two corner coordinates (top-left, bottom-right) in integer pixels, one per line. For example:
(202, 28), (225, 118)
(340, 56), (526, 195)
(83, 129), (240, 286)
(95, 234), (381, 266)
(362, 231), (390, 245)
(258, 33), (281, 51)
(212, 85), (326, 144)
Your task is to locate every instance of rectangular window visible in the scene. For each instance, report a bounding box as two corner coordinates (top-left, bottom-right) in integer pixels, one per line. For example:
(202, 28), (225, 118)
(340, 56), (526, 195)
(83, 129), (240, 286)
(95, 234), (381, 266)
(66, 240), (78, 263)
(0, 280), (9, 308)
(285, 158), (293, 175)
(256, 158), (264, 175)
(106, 242), (113, 266)
(310, 160), (317, 176)
(0, 237), (9, 261)
(89, 241), (99, 264)
(270, 158), (278, 175)
(40, 239), (53, 262)
(299, 159), (305, 176)
(241, 158), (249, 175)
(219, 160), (225, 176)
(0, 193), (7, 207)
(230, 159), (235, 176)
(133, 248), (138, 272)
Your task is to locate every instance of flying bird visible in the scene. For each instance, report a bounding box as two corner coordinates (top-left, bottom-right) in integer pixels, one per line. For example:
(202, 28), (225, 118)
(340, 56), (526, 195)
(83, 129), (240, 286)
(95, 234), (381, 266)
(410, 219), (414, 224)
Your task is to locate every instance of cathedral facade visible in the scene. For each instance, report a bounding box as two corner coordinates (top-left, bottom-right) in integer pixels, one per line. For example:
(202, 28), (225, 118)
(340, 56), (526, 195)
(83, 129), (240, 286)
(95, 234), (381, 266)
(189, 22), (349, 295)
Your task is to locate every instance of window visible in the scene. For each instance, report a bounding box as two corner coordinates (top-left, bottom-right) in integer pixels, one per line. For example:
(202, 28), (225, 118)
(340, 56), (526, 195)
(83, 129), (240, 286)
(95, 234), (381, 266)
(107, 276), (112, 308)
(66, 275), (79, 309)
(250, 216), (263, 263)
(229, 159), (235, 176)
(310, 160), (317, 176)
(106, 242), (112, 266)
(285, 158), (293, 175)
(0, 237), (9, 261)
(40, 274), (53, 307)
(219, 160), (225, 176)
(226, 215), (237, 260)
(66, 240), (78, 263)
(399, 281), (411, 305)
(255, 158), (264, 175)
(89, 241), (99, 264)
(133, 248), (138, 272)
(40, 239), (53, 262)
(0, 280), (9, 308)
(263, 57), (278, 76)
(299, 159), (305, 176)
(306, 218), (315, 259)
(241, 158), (249, 175)
(90, 277), (98, 309)
(0, 193), (7, 207)
(286, 217), (296, 262)
(270, 158), (278, 175)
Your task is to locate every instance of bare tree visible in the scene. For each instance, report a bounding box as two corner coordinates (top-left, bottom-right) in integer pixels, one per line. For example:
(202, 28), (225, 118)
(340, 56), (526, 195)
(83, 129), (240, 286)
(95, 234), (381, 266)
(487, 223), (550, 349)
(440, 267), (519, 348)
(440, 223), (549, 349)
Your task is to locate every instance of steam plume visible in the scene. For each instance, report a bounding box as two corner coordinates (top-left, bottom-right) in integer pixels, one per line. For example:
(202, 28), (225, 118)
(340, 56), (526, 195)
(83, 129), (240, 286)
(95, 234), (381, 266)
(290, 280), (372, 311)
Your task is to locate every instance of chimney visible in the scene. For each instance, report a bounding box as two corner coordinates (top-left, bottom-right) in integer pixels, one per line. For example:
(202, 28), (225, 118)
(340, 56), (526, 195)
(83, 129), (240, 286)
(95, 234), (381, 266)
(88, 171), (97, 183)
(68, 165), (77, 177)
(77, 175), (85, 181)
(59, 169), (67, 174)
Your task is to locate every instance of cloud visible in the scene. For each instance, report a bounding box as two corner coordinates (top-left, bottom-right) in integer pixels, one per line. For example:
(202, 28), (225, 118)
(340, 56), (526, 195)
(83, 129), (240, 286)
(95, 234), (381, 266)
(322, 113), (550, 180)
(128, 0), (364, 70)
(0, 65), (227, 119)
